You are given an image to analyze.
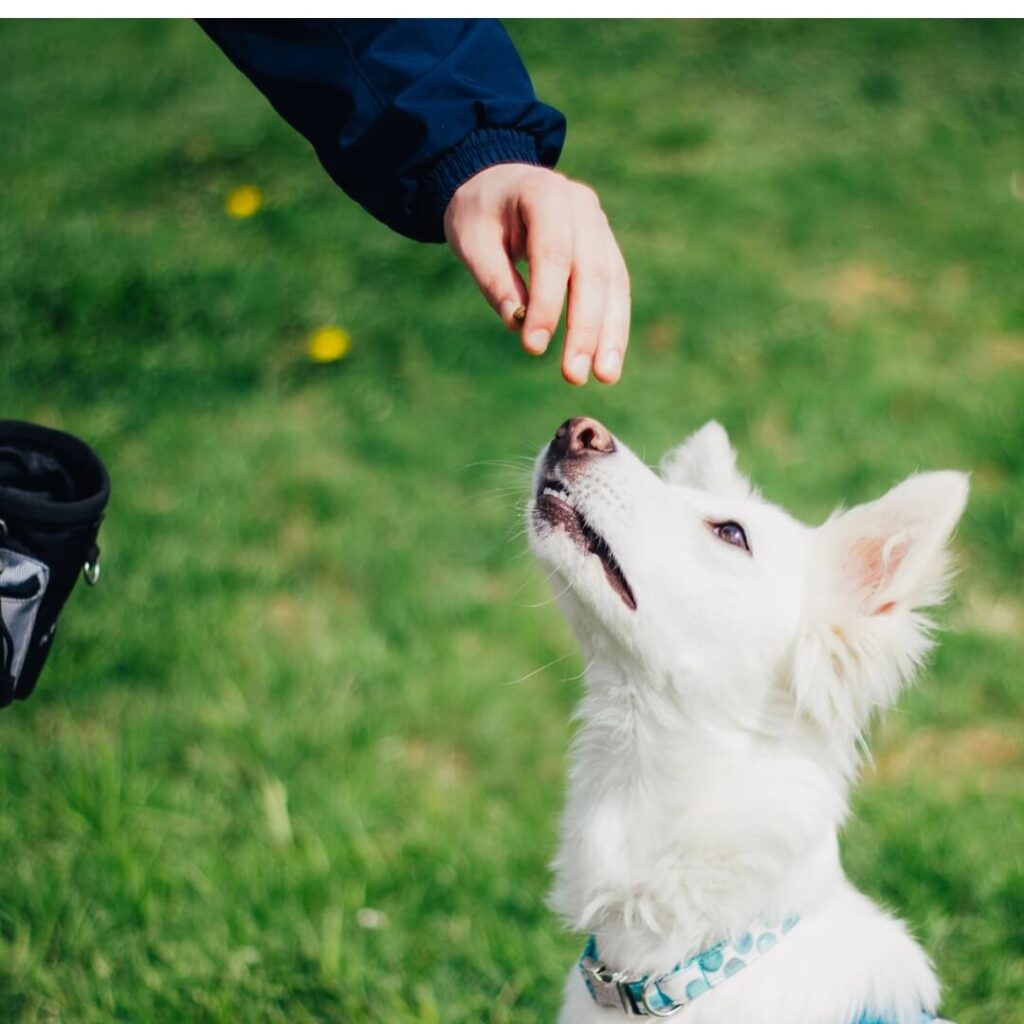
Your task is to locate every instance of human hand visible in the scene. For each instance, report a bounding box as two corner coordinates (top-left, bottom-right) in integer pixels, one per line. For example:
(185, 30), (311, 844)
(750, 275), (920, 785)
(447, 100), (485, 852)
(443, 164), (630, 385)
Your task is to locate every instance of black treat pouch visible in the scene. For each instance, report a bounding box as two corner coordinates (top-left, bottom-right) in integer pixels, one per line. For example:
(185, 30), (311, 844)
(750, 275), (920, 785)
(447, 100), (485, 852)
(0, 421), (110, 707)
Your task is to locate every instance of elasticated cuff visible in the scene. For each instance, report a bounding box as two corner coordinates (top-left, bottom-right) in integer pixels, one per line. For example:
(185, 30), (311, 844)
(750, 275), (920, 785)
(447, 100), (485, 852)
(420, 128), (543, 242)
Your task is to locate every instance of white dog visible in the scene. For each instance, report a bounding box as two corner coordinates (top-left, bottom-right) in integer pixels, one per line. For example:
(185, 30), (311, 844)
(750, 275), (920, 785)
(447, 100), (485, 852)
(527, 417), (965, 1024)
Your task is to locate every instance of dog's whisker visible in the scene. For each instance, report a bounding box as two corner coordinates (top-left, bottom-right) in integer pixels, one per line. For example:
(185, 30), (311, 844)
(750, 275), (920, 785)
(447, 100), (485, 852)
(502, 650), (577, 687)
(509, 574), (536, 598)
(512, 560), (563, 596)
(524, 577), (573, 609)
(457, 456), (535, 470)
(468, 486), (529, 500)
(465, 490), (528, 511)
(561, 657), (594, 684)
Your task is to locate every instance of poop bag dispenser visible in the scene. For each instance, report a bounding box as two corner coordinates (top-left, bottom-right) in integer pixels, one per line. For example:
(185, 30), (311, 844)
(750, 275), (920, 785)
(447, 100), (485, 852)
(0, 421), (110, 707)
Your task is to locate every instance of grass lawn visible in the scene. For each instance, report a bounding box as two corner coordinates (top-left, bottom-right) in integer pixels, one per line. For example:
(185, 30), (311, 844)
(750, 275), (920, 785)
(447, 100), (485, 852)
(2, 18), (1023, 1023)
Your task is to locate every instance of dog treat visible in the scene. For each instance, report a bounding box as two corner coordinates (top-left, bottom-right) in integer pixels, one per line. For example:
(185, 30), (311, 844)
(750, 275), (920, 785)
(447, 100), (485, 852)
(512, 305), (527, 324)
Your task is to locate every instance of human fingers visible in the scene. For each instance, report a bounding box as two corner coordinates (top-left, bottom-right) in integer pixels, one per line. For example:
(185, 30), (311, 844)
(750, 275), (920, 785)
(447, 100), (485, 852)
(446, 221), (529, 328)
(519, 176), (573, 357)
(592, 244), (631, 384)
(560, 186), (612, 386)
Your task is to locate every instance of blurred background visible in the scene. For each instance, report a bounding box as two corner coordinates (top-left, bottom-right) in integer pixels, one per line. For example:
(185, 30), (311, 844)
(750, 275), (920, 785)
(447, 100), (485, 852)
(1, 19), (1022, 1023)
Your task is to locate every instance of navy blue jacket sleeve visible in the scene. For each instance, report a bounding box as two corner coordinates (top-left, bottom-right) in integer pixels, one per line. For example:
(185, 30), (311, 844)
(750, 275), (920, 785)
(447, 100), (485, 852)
(199, 19), (567, 243)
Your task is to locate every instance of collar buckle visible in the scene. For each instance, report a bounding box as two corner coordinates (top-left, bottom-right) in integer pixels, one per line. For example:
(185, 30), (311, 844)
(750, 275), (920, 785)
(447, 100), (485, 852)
(580, 949), (646, 1016)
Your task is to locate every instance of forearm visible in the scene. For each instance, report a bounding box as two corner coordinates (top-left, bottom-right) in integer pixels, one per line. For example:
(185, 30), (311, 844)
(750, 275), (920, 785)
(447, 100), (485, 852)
(199, 18), (566, 242)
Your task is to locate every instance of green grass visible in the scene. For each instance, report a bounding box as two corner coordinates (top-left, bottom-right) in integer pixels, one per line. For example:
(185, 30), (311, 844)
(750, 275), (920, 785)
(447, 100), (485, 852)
(2, 18), (1023, 1023)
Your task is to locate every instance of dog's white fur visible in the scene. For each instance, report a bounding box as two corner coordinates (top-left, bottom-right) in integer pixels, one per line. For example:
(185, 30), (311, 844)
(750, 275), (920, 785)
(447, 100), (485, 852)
(527, 420), (967, 1024)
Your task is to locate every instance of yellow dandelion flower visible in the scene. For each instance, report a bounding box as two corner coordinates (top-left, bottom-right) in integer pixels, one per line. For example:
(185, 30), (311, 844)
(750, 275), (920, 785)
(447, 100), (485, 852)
(308, 327), (352, 363)
(226, 184), (263, 218)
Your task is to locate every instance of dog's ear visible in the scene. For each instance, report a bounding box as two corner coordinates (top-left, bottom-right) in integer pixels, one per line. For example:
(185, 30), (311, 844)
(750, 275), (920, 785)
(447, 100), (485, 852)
(792, 471), (969, 741)
(660, 421), (753, 498)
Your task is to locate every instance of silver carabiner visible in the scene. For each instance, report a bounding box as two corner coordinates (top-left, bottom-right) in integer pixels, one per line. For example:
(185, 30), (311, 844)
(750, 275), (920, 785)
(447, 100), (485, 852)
(83, 559), (101, 586)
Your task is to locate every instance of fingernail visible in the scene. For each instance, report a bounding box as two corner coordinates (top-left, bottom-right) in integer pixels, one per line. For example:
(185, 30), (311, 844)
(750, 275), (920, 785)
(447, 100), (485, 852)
(526, 329), (550, 354)
(569, 354), (590, 384)
(597, 349), (621, 380)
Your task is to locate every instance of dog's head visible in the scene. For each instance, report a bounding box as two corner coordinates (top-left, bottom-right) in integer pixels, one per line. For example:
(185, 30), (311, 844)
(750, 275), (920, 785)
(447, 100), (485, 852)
(528, 418), (967, 747)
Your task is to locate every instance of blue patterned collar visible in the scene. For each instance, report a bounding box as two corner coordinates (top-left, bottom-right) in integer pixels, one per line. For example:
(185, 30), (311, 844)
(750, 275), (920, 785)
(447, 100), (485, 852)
(578, 917), (942, 1021)
(856, 1015), (939, 1024)
(579, 914), (800, 1017)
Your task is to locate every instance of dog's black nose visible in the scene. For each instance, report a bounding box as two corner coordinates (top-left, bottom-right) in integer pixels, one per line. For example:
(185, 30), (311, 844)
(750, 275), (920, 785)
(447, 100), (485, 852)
(551, 417), (615, 459)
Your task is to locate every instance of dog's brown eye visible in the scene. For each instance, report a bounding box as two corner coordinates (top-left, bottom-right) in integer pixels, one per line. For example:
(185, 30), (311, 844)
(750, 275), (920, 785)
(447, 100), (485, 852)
(709, 520), (750, 553)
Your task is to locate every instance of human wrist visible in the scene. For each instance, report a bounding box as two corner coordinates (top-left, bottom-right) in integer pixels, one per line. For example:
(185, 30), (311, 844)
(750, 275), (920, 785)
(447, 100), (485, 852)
(424, 128), (542, 233)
